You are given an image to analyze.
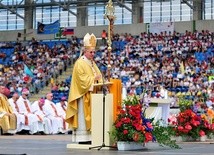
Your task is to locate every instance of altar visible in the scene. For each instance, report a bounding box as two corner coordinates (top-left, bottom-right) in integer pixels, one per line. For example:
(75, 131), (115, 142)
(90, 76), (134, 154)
(145, 98), (173, 125)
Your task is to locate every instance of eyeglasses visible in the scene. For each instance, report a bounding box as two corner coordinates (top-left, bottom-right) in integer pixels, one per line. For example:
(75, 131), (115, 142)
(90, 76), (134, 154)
(89, 51), (95, 54)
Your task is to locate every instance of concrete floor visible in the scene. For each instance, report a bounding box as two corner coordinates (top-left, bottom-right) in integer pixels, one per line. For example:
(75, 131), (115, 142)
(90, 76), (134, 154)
(0, 135), (214, 155)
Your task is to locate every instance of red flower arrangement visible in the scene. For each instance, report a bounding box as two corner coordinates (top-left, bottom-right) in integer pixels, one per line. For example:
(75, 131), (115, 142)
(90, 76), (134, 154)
(110, 95), (154, 143)
(110, 95), (180, 149)
(170, 109), (214, 140)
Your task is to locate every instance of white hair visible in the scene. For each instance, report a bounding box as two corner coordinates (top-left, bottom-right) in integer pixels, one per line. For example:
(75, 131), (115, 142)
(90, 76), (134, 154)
(79, 47), (85, 58)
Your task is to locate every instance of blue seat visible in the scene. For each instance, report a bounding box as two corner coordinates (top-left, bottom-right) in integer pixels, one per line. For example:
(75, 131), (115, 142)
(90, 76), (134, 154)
(121, 76), (129, 84)
(170, 87), (176, 92)
(175, 87), (181, 93)
(181, 87), (188, 92)
(136, 87), (143, 95)
(172, 73), (177, 78)
(51, 90), (58, 94)
(52, 99), (58, 104)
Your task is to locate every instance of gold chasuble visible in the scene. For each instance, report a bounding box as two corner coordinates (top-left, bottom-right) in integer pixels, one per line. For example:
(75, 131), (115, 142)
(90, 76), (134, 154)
(66, 56), (102, 130)
(0, 93), (16, 133)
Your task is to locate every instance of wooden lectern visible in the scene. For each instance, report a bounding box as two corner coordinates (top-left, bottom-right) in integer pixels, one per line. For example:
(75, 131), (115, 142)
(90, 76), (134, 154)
(67, 82), (113, 149)
(90, 93), (113, 148)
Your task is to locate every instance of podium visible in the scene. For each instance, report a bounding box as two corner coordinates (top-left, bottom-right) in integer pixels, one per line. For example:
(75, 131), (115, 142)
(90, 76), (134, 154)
(145, 98), (173, 124)
(67, 83), (113, 149)
(91, 93), (113, 147)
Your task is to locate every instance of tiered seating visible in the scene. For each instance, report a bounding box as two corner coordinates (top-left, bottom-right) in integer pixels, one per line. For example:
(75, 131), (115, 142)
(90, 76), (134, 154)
(51, 76), (71, 103)
(112, 40), (127, 50)
(167, 86), (189, 93)
(121, 76), (129, 85)
(0, 48), (14, 66)
(51, 89), (69, 103)
(41, 40), (68, 48)
(102, 30), (214, 104)
(135, 86), (143, 95)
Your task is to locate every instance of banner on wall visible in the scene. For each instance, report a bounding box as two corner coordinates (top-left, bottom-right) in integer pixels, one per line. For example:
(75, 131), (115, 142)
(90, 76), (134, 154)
(62, 27), (74, 36)
(149, 22), (174, 34)
(55, 27), (66, 39)
(37, 20), (60, 34)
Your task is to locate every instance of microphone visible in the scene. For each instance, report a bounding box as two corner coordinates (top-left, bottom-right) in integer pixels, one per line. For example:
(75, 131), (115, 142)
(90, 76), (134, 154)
(100, 62), (107, 66)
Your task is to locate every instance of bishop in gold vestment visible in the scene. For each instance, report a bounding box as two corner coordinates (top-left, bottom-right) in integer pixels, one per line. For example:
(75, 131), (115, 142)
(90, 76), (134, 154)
(0, 86), (16, 134)
(66, 33), (102, 142)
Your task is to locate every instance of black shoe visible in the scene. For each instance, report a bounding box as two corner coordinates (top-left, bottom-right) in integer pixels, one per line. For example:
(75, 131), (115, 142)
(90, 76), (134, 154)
(24, 130), (30, 135)
(39, 131), (46, 135)
(0, 127), (2, 135)
(79, 141), (92, 145)
(16, 130), (30, 135)
(67, 131), (73, 135)
(33, 132), (41, 135)
(3, 133), (14, 136)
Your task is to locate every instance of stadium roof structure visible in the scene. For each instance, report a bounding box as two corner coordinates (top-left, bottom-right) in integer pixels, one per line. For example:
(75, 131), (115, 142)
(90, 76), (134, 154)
(0, 0), (196, 19)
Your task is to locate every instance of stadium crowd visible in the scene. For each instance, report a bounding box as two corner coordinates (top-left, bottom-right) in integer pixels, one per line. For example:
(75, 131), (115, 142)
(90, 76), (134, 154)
(96, 30), (214, 107)
(0, 30), (214, 135)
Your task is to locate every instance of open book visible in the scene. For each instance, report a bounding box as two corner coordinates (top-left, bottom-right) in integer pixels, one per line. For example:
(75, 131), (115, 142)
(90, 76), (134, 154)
(93, 82), (113, 87)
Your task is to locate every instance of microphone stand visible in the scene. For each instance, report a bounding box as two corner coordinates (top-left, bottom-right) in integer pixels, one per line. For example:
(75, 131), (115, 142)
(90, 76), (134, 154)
(89, 72), (115, 151)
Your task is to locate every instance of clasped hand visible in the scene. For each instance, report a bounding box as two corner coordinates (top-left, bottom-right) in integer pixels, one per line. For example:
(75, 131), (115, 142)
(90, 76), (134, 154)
(94, 74), (101, 81)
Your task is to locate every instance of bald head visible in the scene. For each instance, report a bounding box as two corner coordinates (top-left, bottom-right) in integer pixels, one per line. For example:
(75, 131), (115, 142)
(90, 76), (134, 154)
(12, 93), (19, 101)
(46, 93), (53, 101)
(38, 98), (45, 107)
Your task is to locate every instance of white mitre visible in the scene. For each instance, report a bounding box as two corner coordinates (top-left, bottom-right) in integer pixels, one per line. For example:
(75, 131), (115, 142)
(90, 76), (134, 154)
(83, 33), (97, 50)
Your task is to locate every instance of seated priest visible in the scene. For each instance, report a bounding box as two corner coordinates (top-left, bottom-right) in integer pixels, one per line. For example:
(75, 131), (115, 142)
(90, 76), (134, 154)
(0, 86), (16, 135)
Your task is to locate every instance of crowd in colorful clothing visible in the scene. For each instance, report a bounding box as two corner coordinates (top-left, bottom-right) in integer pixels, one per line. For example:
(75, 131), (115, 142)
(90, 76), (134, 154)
(96, 30), (214, 107)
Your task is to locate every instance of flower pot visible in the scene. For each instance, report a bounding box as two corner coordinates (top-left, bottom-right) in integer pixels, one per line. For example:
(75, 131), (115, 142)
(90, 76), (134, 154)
(200, 135), (207, 142)
(117, 141), (146, 151)
(182, 136), (195, 142)
(171, 136), (183, 142)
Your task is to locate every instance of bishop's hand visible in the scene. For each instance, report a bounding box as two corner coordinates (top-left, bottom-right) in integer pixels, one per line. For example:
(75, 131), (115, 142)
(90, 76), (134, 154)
(94, 74), (101, 82)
